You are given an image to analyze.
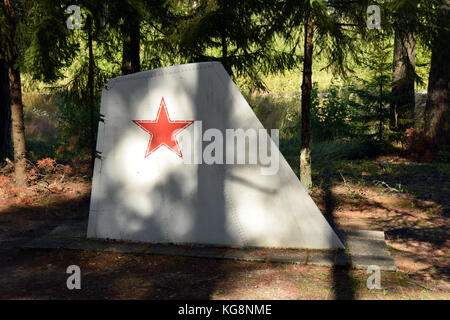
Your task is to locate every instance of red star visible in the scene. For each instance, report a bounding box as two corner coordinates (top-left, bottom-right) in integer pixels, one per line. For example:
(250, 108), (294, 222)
(132, 97), (194, 159)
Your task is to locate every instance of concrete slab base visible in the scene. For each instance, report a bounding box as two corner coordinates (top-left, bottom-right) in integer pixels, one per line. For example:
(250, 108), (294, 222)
(342, 231), (397, 271)
(21, 222), (396, 271)
(307, 251), (349, 267)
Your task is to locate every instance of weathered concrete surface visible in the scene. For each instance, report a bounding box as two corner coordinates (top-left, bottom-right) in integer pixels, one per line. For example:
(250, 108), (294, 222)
(346, 238), (390, 256)
(345, 238), (396, 271)
(183, 247), (225, 259)
(266, 252), (308, 264)
(339, 230), (385, 241)
(222, 250), (267, 262)
(350, 255), (397, 271)
(87, 62), (344, 249)
(22, 224), (396, 271)
(307, 251), (349, 267)
(23, 237), (71, 249)
(48, 221), (87, 238)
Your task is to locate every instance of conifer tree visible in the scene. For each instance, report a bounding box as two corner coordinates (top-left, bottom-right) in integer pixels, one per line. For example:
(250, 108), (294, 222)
(277, 0), (368, 191)
(171, 0), (299, 89)
(1, 0), (27, 186)
(0, 57), (10, 164)
(424, 0), (450, 148)
(387, 0), (418, 131)
(1, 0), (77, 186)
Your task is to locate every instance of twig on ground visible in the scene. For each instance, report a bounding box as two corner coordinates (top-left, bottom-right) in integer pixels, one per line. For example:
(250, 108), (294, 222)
(2, 158), (14, 173)
(338, 171), (347, 185)
(54, 164), (66, 185)
(338, 170), (354, 194)
(38, 180), (56, 193)
(373, 180), (404, 193)
(26, 159), (38, 170)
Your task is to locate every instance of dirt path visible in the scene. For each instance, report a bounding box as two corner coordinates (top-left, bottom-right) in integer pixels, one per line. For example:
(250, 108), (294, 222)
(0, 157), (448, 299)
(311, 157), (449, 291)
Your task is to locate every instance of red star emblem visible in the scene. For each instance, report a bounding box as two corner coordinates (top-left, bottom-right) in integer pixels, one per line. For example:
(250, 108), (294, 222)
(132, 97), (194, 159)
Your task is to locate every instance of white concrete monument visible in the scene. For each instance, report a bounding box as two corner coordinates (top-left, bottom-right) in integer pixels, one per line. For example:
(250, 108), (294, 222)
(87, 62), (344, 249)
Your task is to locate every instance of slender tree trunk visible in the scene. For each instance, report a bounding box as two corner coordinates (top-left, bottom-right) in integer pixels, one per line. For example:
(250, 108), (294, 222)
(390, 30), (415, 129)
(0, 58), (11, 164)
(8, 63), (26, 186)
(424, 0), (450, 147)
(87, 17), (96, 172)
(4, 0), (26, 187)
(219, 0), (231, 75)
(379, 72), (383, 141)
(221, 32), (230, 74)
(121, 17), (140, 75)
(300, 10), (313, 193)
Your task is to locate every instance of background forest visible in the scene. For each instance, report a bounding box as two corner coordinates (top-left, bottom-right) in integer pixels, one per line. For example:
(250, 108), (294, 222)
(0, 0), (449, 300)
(1, 0), (449, 188)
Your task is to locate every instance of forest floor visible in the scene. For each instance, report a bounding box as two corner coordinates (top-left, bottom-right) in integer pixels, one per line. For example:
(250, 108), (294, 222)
(0, 156), (448, 299)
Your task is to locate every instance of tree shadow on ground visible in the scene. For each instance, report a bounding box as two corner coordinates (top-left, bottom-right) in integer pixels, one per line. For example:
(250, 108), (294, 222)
(316, 160), (449, 242)
(0, 64), (289, 300)
(0, 191), (285, 299)
(0, 192), (90, 242)
(331, 161), (449, 216)
(322, 171), (357, 300)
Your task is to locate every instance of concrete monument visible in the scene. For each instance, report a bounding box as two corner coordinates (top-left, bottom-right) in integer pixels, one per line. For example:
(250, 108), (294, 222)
(87, 62), (344, 249)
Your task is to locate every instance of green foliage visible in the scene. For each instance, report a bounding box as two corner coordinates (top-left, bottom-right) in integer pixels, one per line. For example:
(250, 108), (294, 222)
(311, 85), (354, 141)
(172, 0), (301, 89)
(56, 92), (91, 146)
(0, 0), (79, 81)
(282, 84), (355, 143)
(26, 139), (58, 163)
(3, 0), (440, 171)
(279, 137), (387, 179)
(22, 0), (79, 82)
(22, 93), (60, 162)
(349, 32), (406, 144)
(247, 95), (299, 130)
(277, 0), (370, 79)
(274, 79), (396, 175)
(99, 0), (176, 71)
(435, 145), (450, 163)
(313, 137), (385, 163)
(50, 54), (109, 161)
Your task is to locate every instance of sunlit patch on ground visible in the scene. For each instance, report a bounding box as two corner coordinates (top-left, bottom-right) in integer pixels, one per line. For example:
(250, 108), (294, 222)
(0, 156), (448, 299)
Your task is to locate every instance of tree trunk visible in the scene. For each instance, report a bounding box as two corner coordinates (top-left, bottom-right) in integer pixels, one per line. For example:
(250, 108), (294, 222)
(379, 70), (383, 141)
(219, 0), (231, 75)
(4, 0), (26, 187)
(121, 17), (140, 75)
(0, 58), (11, 164)
(424, 1), (450, 148)
(221, 32), (230, 75)
(87, 16), (96, 173)
(300, 10), (313, 193)
(390, 30), (415, 129)
(8, 63), (26, 187)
